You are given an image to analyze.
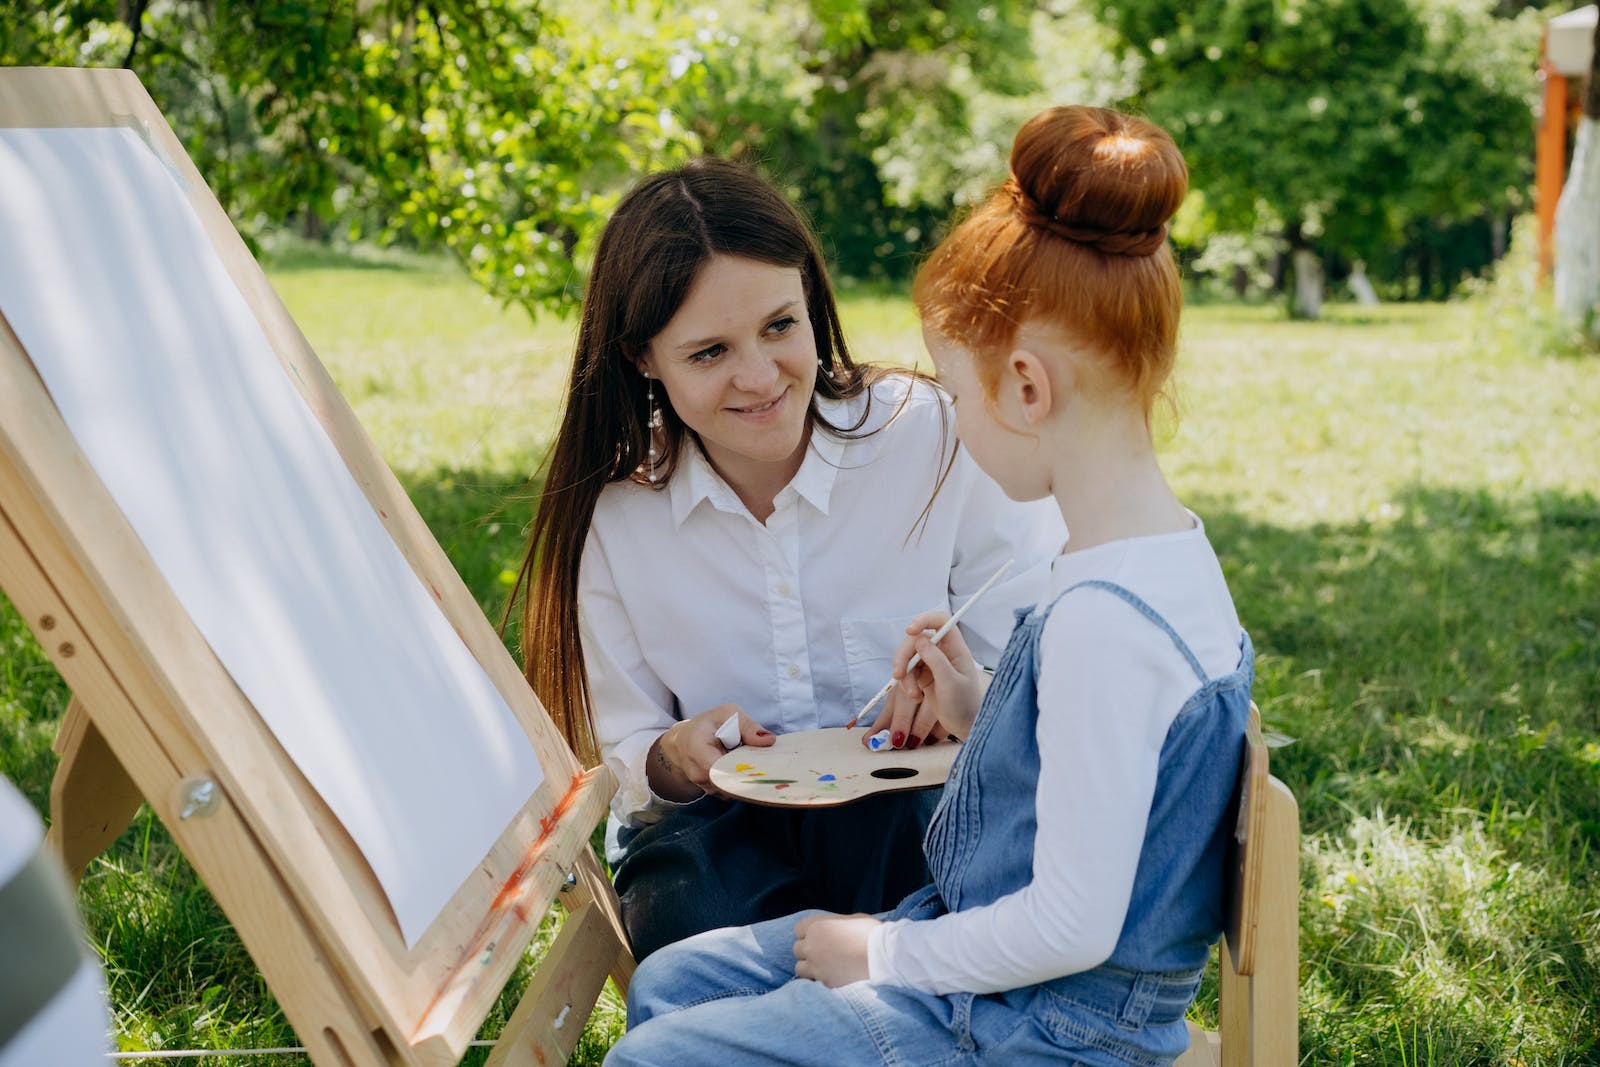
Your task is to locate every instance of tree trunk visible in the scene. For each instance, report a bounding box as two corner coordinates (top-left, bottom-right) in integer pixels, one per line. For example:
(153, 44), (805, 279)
(1554, 16), (1600, 327)
(1292, 248), (1324, 319)
(1348, 261), (1380, 306)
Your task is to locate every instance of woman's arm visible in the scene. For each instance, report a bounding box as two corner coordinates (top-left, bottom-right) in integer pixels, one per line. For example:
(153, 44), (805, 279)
(579, 532), (774, 819)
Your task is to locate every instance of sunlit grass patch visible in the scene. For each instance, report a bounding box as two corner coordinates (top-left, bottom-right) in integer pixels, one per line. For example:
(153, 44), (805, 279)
(1301, 814), (1597, 1064)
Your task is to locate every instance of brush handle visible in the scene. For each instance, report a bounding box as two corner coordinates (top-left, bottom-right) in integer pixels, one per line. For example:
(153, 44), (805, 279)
(844, 558), (1014, 728)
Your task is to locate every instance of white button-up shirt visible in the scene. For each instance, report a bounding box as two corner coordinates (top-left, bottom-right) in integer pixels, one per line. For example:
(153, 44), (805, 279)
(577, 377), (1067, 833)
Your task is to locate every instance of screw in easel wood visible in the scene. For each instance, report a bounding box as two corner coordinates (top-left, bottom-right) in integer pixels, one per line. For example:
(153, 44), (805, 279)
(58, 642), (75, 657)
(39, 614), (56, 630)
(177, 776), (221, 820)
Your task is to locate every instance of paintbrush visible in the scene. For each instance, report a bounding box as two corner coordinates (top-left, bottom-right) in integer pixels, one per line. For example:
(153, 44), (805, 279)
(844, 557), (1015, 730)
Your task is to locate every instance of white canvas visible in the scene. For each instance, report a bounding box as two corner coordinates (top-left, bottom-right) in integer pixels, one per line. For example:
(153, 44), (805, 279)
(0, 127), (544, 947)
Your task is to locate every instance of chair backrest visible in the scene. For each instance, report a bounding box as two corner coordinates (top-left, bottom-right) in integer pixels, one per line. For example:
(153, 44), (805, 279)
(1179, 704), (1299, 1067)
(1224, 706), (1272, 976)
(1221, 704), (1300, 1066)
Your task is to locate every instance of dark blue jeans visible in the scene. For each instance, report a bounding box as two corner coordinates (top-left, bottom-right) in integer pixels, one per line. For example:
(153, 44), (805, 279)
(613, 787), (941, 960)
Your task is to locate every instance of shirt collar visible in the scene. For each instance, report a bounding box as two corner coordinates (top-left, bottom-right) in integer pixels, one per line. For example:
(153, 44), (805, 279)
(667, 396), (851, 528)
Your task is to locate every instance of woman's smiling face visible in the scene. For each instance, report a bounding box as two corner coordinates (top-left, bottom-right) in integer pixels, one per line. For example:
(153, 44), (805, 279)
(641, 254), (818, 499)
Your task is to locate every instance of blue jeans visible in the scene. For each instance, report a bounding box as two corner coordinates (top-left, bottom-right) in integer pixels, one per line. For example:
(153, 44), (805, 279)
(606, 911), (1147, 1067)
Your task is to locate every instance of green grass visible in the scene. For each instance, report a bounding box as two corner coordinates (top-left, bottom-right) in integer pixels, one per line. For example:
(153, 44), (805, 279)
(2, 248), (1597, 1064)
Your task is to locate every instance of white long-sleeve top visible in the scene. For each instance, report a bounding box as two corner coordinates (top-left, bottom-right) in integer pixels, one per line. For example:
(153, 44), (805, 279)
(867, 517), (1245, 994)
(577, 376), (1067, 842)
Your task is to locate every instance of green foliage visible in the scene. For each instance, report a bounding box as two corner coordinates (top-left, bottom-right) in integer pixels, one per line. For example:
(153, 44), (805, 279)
(683, 0), (1042, 280)
(1096, 0), (1540, 274)
(1465, 215), (1599, 359)
(5, 0), (703, 313)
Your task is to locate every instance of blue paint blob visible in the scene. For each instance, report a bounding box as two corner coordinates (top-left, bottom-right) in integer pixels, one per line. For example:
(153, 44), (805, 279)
(817, 774), (836, 782)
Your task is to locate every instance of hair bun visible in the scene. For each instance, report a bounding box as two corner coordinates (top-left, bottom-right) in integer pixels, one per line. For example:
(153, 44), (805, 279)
(1008, 106), (1187, 257)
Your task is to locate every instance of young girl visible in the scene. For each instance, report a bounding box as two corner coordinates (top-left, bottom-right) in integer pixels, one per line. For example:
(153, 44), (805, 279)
(513, 158), (1065, 959)
(605, 106), (1252, 1066)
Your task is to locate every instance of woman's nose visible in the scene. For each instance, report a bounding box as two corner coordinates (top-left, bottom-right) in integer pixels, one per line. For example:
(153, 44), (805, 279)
(729, 348), (781, 394)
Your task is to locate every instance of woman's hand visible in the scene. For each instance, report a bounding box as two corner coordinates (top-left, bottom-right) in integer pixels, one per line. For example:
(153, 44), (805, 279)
(890, 611), (988, 740)
(646, 704), (774, 802)
(793, 913), (878, 987)
(862, 677), (947, 751)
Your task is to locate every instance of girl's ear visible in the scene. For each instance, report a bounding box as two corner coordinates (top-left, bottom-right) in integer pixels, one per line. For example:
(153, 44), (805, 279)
(634, 348), (656, 379)
(1007, 348), (1056, 425)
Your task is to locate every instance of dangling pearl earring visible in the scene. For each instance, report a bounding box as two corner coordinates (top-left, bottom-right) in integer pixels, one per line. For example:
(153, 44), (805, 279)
(645, 375), (662, 483)
(818, 357), (835, 382)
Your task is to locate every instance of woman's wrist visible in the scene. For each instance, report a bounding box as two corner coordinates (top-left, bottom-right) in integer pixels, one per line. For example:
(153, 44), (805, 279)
(646, 724), (703, 803)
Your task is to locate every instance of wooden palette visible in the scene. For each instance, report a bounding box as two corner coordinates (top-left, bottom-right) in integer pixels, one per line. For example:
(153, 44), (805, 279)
(710, 728), (958, 807)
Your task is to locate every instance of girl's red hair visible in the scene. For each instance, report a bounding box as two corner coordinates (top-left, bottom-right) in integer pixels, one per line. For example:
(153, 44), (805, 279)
(914, 106), (1189, 416)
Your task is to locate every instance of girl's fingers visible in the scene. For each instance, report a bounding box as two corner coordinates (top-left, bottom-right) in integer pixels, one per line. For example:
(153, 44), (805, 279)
(892, 611), (952, 677)
(915, 637), (963, 691)
(903, 610), (953, 635)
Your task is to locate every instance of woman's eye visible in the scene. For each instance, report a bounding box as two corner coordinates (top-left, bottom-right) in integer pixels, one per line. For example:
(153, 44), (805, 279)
(688, 343), (726, 364)
(766, 315), (798, 336)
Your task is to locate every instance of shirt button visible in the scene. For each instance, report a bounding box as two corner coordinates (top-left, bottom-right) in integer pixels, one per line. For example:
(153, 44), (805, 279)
(777, 581), (792, 597)
(786, 663), (801, 679)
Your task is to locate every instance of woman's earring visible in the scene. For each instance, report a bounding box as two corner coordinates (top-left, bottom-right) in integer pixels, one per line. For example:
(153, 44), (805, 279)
(645, 375), (662, 483)
(818, 357), (836, 382)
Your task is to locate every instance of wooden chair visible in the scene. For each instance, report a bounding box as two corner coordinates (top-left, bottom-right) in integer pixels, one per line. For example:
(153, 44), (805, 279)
(1175, 706), (1300, 1067)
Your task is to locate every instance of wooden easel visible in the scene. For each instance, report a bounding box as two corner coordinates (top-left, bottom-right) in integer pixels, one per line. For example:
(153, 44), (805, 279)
(0, 66), (631, 1066)
(1176, 705), (1300, 1067)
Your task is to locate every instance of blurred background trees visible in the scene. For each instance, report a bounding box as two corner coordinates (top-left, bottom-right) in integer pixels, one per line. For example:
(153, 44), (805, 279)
(1, 0), (1544, 319)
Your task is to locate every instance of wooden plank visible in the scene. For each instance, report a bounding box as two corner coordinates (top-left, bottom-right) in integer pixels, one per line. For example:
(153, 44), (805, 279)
(47, 697), (145, 881)
(483, 901), (619, 1067)
(1225, 709), (1269, 978)
(409, 767), (614, 1059)
(568, 848), (635, 996)
(1252, 778), (1300, 1066)
(0, 503), (396, 1066)
(0, 65), (601, 1063)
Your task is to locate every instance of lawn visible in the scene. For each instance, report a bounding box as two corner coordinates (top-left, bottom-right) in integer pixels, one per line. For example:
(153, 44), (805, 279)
(1, 248), (1596, 1065)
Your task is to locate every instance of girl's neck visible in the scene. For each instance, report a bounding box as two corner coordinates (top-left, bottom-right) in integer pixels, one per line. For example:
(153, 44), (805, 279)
(1049, 407), (1189, 555)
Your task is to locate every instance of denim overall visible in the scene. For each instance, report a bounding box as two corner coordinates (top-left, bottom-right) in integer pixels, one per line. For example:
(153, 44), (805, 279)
(611, 581), (1253, 1067)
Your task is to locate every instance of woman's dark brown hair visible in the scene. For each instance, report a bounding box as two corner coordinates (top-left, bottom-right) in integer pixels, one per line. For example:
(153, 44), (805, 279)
(509, 157), (882, 767)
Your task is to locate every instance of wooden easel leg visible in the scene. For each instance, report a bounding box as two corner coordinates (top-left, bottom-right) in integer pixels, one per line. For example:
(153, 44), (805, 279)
(47, 695), (145, 882)
(483, 900), (617, 1067)
(565, 848), (634, 997)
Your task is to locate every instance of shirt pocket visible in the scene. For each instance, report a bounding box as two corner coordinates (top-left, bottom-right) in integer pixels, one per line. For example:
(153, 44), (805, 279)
(839, 614), (920, 717)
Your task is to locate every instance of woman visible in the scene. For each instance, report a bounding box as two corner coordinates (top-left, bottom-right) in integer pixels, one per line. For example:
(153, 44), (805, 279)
(513, 157), (1064, 959)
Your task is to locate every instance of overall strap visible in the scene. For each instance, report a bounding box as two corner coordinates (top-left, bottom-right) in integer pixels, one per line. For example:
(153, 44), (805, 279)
(1050, 579), (1210, 684)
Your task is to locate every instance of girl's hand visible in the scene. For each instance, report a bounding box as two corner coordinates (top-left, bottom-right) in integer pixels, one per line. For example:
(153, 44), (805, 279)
(793, 913), (878, 987)
(892, 611), (987, 740)
(647, 704), (774, 802)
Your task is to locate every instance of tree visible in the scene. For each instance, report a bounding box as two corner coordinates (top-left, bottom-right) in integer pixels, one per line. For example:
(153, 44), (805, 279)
(1091, 0), (1541, 316)
(3, 0), (704, 315)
